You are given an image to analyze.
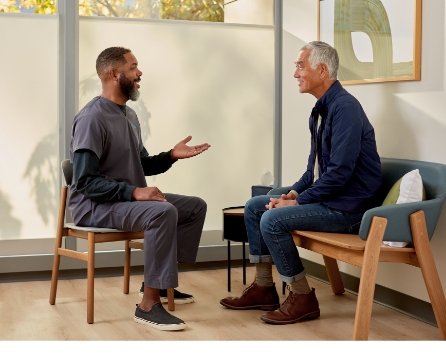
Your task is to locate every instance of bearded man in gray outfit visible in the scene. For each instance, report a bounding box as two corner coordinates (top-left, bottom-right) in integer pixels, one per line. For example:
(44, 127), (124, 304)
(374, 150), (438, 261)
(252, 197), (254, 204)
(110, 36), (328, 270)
(69, 46), (210, 331)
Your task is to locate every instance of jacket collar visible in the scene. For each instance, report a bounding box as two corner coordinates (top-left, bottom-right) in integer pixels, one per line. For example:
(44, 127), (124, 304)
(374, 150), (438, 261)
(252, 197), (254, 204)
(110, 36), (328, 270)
(314, 80), (343, 118)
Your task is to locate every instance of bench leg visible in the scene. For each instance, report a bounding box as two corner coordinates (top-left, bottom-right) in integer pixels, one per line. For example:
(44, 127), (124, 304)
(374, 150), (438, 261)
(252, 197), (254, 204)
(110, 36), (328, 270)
(352, 216), (387, 340)
(323, 255), (345, 295)
(410, 210), (446, 340)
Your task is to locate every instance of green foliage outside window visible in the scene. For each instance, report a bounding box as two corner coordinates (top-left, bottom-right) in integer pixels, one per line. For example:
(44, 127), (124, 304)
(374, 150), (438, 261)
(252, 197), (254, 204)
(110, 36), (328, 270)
(0, 0), (20, 12)
(0, 0), (225, 21)
(158, 0), (224, 22)
(0, 0), (56, 13)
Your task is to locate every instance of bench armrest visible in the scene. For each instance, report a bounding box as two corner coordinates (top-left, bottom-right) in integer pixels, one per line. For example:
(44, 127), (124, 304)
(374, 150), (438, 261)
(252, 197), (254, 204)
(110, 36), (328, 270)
(359, 198), (443, 242)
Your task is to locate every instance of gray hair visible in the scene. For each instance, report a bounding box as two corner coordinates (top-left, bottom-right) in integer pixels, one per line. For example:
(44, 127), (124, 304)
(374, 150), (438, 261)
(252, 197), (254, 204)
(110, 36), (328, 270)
(300, 41), (339, 81)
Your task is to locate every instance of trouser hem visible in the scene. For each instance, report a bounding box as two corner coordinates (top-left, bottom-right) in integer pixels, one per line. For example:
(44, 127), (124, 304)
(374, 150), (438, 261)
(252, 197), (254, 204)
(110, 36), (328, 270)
(279, 268), (306, 283)
(144, 276), (178, 290)
(249, 254), (274, 263)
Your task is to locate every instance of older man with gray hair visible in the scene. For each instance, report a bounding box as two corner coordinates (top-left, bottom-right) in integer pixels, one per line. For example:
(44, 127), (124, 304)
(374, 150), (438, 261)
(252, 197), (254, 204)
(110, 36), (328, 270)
(220, 41), (382, 325)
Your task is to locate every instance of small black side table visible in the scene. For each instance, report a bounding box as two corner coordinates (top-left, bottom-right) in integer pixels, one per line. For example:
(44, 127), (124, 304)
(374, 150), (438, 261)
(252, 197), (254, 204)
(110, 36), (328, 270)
(222, 206), (248, 292)
(222, 205), (286, 295)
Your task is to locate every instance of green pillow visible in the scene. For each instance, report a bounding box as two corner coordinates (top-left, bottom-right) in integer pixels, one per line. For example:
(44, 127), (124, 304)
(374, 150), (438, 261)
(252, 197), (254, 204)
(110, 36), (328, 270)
(382, 169), (426, 206)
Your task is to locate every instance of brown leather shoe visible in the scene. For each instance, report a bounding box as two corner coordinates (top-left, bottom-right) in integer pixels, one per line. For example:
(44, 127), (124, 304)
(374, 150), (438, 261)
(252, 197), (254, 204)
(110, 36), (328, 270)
(220, 282), (280, 311)
(260, 287), (320, 324)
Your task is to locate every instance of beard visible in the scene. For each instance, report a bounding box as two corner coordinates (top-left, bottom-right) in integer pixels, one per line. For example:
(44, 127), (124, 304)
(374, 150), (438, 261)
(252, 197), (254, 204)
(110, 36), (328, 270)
(119, 72), (140, 101)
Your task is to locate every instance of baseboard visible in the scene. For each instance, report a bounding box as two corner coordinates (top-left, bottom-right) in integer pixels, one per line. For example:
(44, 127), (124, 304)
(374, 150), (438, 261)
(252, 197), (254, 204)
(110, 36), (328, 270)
(0, 260), (249, 283)
(0, 230), (242, 272)
(301, 258), (437, 328)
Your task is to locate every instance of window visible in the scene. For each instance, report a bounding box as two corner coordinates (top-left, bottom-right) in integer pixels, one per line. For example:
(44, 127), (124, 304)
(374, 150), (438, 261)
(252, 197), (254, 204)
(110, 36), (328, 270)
(0, 0), (57, 14)
(78, 0), (274, 25)
(79, 0), (224, 21)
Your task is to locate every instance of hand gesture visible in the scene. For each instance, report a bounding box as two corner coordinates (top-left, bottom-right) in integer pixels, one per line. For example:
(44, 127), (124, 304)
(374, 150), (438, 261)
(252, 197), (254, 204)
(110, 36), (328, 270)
(171, 136), (210, 160)
(132, 187), (167, 202)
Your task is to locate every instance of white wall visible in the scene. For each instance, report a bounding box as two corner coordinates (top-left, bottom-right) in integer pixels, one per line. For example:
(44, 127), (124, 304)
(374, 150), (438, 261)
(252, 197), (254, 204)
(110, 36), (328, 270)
(79, 18), (274, 233)
(282, 0), (446, 302)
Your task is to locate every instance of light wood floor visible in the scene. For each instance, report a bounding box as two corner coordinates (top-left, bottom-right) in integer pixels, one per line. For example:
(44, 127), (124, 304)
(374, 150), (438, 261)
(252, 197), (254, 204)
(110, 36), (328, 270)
(0, 266), (442, 341)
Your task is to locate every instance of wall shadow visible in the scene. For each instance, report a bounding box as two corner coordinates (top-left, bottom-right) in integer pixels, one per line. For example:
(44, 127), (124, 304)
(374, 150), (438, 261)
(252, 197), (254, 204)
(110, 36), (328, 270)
(0, 187), (22, 239)
(22, 133), (57, 226)
(79, 74), (152, 142)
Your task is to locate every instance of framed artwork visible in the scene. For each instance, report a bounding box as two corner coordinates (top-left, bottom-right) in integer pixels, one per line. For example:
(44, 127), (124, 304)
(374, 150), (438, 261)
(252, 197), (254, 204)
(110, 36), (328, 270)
(318, 0), (422, 84)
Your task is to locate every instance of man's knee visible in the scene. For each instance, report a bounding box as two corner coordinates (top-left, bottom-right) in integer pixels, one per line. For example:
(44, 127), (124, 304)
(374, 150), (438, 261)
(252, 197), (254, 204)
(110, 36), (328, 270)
(194, 197), (207, 214)
(259, 209), (284, 235)
(245, 195), (269, 213)
(141, 202), (178, 230)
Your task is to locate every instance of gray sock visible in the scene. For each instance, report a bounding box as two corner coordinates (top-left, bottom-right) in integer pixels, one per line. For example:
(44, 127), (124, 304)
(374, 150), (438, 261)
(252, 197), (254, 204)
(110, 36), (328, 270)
(290, 277), (311, 294)
(255, 262), (273, 287)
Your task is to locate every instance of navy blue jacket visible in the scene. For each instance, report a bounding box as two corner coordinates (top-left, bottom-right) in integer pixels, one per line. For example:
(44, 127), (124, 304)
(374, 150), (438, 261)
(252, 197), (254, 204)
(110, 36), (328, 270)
(291, 81), (382, 213)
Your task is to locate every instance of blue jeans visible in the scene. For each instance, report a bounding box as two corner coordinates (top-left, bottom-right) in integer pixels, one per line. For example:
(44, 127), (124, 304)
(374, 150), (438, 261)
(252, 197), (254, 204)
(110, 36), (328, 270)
(245, 195), (364, 283)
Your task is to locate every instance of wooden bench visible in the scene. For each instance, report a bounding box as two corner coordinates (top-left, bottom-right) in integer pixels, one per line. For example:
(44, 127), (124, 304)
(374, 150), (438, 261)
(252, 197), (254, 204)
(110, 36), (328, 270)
(269, 158), (446, 340)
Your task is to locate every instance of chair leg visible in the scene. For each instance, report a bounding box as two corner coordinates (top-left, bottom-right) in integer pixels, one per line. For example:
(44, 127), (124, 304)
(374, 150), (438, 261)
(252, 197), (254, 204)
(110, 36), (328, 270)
(124, 240), (131, 294)
(167, 288), (175, 311)
(49, 229), (64, 305)
(87, 232), (95, 324)
(410, 210), (446, 340)
(352, 216), (387, 341)
(323, 255), (345, 295)
(50, 187), (67, 306)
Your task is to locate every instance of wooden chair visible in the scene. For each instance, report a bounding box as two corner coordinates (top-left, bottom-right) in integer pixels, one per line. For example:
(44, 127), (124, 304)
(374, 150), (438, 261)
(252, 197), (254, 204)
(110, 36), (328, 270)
(269, 158), (446, 340)
(49, 159), (174, 324)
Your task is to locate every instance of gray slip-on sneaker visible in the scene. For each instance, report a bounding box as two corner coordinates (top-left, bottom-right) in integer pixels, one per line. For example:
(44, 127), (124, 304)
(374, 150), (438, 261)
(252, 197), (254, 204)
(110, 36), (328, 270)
(134, 303), (186, 331)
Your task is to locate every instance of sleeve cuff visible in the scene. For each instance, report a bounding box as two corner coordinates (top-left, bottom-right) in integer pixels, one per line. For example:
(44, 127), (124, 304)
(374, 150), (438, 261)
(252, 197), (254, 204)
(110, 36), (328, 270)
(289, 190), (299, 199)
(123, 185), (136, 201)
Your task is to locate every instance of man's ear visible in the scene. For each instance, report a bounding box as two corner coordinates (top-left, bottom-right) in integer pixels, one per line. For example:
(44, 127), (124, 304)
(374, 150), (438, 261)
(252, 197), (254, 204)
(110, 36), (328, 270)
(108, 68), (119, 81)
(320, 63), (328, 79)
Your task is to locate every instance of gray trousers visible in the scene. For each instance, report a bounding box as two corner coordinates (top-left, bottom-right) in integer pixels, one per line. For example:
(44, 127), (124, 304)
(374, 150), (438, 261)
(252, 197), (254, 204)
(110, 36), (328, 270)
(78, 194), (207, 289)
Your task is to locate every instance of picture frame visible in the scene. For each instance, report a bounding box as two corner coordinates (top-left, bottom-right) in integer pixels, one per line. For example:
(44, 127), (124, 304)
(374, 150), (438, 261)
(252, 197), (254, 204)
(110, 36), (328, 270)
(318, 0), (422, 84)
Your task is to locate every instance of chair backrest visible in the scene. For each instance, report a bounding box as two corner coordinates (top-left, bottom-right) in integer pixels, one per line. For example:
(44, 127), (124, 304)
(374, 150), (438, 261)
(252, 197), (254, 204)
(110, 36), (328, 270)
(61, 159), (73, 187)
(378, 158), (446, 203)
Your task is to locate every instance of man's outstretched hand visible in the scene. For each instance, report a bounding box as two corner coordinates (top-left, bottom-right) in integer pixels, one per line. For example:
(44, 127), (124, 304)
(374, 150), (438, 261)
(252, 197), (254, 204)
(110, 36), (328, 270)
(171, 136), (211, 160)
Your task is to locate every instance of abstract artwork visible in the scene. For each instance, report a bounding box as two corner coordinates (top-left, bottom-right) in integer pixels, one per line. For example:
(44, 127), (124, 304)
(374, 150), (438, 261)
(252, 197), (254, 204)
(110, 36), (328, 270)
(319, 0), (421, 84)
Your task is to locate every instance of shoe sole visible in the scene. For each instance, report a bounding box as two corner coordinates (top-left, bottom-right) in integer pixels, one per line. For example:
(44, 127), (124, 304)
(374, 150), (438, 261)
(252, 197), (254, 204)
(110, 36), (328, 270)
(134, 316), (186, 331)
(260, 310), (320, 325)
(139, 292), (194, 304)
(220, 301), (280, 311)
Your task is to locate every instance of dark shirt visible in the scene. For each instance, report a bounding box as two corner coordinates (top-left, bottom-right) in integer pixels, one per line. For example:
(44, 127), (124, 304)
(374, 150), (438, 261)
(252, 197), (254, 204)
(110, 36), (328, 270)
(291, 80), (382, 213)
